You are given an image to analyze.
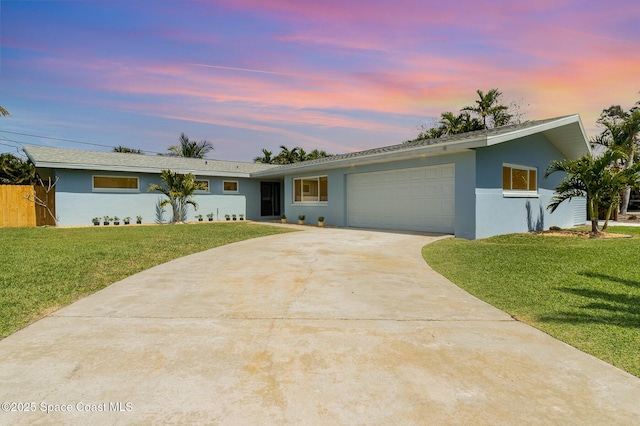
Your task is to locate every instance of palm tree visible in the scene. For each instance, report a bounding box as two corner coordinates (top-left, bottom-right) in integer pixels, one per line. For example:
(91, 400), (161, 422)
(306, 149), (331, 160)
(167, 133), (214, 158)
(274, 145), (300, 164)
(254, 148), (274, 164)
(113, 146), (143, 154)
(462, 89), (509, 129)
(592, 106), (640, 214)
(147, 170), (206, 223)
(545, 151), (639, 233)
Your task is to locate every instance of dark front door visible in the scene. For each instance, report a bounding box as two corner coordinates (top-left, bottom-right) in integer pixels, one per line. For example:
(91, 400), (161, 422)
(261, 182), (281, 217)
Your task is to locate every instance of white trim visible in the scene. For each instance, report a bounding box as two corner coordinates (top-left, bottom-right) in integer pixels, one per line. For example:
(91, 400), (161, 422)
(502, 163), (537, 197)
(92, 175), (140, 193)
(223, 180), (239, 193)
(293, 175), (328, 204)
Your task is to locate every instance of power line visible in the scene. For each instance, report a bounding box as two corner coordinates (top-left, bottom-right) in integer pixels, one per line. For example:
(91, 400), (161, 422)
(0, 130), (164, 155)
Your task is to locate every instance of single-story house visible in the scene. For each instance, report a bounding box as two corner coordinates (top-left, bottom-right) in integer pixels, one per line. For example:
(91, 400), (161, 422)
(24, 114), (591, 239)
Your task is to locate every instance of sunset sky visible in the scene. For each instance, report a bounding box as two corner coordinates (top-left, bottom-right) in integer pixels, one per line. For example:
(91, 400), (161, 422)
(1, 0), (638, 161)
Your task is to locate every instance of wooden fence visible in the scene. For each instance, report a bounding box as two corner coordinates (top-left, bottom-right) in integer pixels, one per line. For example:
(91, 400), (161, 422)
(0, 185), (56, 227)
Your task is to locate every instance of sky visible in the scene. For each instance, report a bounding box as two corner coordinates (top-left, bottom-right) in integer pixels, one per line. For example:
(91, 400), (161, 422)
(0, 0), (639, 162)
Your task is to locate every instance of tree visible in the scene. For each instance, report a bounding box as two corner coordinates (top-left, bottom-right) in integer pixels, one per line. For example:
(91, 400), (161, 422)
(461, 89), (510, 129)
(167, 133), (214, 158)
(113, 146), (143, 154)
(254, 148), (274, 164)
(591, 104), (640, 214)
(0, 105), (9, 117)
(409, 88), (520, 142)
(545, 151), (640, 234)
(306, 149), (330, 161)
(147, 170), (206, 223)
(0, 153), (35, 185)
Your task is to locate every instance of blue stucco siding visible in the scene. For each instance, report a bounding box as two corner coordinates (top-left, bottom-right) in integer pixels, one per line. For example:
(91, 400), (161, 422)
(280, 151), (477, 238)
(53, 169), (257, 226)
(474, 134), (586, 239)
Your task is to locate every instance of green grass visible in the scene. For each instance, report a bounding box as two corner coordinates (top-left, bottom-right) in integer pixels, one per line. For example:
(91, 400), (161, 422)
(0, 223), (292, 339)
(422, 227), (640, 377)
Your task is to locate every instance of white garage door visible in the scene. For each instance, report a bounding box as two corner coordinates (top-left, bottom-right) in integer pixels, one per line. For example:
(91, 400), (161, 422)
(347, 164), (455, 233)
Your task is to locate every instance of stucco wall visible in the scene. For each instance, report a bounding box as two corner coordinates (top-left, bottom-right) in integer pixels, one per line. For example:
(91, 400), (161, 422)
(280, 151), (477, 239)
(474, 133), (586, 239)
(53, 169), (260, 226)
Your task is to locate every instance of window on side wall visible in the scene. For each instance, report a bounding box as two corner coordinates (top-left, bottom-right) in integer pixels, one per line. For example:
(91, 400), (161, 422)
(195, 179), (210, 193)
(223, 180), (238, 193)
(293, 176), (328, 203)
(502, 164), (537, 196)
(92, 176), (139, 192)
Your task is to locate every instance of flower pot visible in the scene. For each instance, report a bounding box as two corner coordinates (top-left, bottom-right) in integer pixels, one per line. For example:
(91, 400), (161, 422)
(124, 222), (130, 225)
(103, 222), (109, 226)
(208, 218), (213, 222)
(318, 221), (324, 227)
(298, 220), (304, 225)
(114, 222), (120, 225)
(198, 218), (203, 222)
(281, 219), (287, 223)
(226, 218), (230, 221)
(136, 221), (142, 225)
(93, 222), (99, 226)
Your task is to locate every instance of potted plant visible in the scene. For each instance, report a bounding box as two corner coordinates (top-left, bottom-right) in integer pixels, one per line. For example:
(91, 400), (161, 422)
(136, 215), (142, 224)
(113, 216), (120, 225)
(123, 216), (131, 225)
(92, 217), (100, 226)
(225, 214), (230, 221)
(318, 216), (325, 227)
(232, 214), (237, 221)
(103, 215), (111, 226)
(239, 214), (244, 221)
(196, 214), (203, 222)
(281, 214), (287, 224)
(298, 214), (305, 225)
(207, 212), (214, 222)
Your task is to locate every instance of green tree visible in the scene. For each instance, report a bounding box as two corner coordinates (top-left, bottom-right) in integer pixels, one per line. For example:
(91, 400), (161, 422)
(462, 88), (510, 129)
(147, 170), (206, 223)
(591, 104), (640, 214)
(0, 153), (35, 185)
(113, 146), (143, 154)
(253, 148), (274, 163)
(167, 133), (214, 158)
(545, 151), (640, 234)
(306, 149), (331, 160)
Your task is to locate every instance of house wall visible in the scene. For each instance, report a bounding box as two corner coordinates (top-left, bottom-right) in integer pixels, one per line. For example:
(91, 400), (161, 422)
(474, 133), (586, 239)
(53, 169), (259, 226)
(280, 151), (477, 239)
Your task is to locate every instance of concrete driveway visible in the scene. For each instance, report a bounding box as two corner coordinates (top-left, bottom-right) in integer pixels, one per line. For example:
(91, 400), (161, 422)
(1, 226), (639, 425)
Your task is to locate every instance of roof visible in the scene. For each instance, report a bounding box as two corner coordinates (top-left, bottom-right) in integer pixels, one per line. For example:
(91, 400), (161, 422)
(253, 115), (591, 177)
(23, 146), (276, 177)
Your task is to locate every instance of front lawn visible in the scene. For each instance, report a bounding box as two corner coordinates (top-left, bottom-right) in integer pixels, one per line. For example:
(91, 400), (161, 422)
(422, 227), (640, 377)
(0, 223), (292, 339)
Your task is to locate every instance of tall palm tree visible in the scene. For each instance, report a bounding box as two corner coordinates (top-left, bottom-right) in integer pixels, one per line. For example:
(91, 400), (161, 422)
(253, 148), (274, 164)
(147, 170), (205, 223)
(593, 106), (640, 214)
(167, 133), (214, 158)
(462, 89), (509, 129)
(274, 145), (300, 164)
(306, 149), (331, 160)
(545, 150), (639, 233)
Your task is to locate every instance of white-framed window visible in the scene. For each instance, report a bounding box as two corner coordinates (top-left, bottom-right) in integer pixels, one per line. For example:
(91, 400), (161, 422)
(502, 163), (537, 196)
(195, 179), (210, 193)
(223, 180), (238, 193)
(294, 176), (328, 203)
(92, 175), (139, 192)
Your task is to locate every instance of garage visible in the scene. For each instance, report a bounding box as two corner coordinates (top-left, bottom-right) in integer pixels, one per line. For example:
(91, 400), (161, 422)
(346, 164), (455, 233)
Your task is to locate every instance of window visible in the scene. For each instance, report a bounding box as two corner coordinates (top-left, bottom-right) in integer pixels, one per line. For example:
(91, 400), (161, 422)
(294, 176), (328, 203)
(223, 181), (238, 193)
(93, 176), (139, 192)
(195, 179), (210, 192)
(502, 164), (537, 195)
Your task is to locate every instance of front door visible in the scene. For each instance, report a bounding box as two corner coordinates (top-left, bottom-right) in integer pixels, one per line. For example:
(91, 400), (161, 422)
(260, 182), (281, 217)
